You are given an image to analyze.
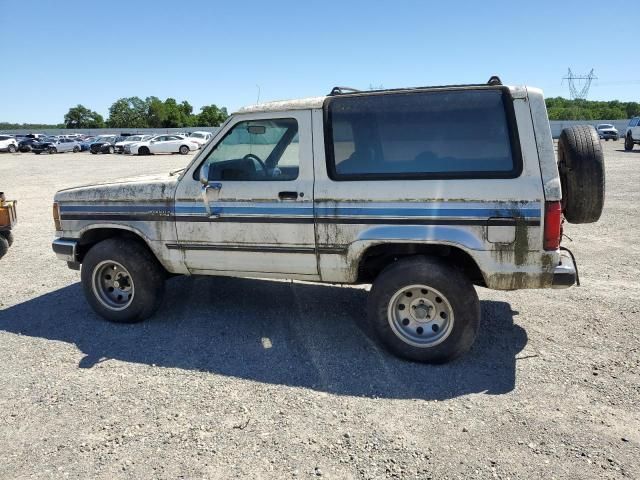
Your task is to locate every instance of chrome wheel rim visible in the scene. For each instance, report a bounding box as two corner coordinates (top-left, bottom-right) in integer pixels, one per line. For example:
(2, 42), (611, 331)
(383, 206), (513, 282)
(387, 284), (454, 348)
(92, 260), (135, 311)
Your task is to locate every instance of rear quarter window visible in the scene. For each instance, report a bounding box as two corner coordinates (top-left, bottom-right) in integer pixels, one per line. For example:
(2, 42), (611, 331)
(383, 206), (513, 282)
(324, 88), (522, 180)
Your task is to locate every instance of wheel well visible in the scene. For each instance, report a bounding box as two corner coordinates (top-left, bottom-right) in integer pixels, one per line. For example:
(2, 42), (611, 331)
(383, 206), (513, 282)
(77, 228), (153, 263)
(356, 243), (486, 287)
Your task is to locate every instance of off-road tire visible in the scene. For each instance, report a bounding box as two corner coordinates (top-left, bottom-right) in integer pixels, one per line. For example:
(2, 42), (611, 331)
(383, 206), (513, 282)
(81, 238), (166, 323)
(367, 256), (480, 363)
(0, 231), (14, 247)
(625, 134), (634, 151)
(557, 125), (605, 224)
(0, 236), (8, 259)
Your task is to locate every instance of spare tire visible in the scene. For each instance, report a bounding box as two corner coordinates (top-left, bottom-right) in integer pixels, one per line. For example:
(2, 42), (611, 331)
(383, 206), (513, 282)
(557, 125), (605, 224)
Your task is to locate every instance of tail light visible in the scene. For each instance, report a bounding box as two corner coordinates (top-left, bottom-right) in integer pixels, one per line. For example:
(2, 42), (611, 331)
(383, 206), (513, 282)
(543, 201), (562, 251)
(53, 202), (61, 231)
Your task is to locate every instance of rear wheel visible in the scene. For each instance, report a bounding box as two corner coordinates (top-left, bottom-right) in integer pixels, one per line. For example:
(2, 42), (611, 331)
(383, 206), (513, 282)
(0, 236), (8, 259)
(179, 145), (189, 155)
(367, 256), (480, 363)
(0, 231), (14, 246)
(625, 134), (634, 151)
(81, 238), (166, 323)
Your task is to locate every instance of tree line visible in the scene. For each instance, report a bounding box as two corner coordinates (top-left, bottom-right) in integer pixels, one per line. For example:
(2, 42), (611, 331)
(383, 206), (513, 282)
(62, 97), (229, 129)
(2, 96), (639, 131)
(545, 97), (640, 121)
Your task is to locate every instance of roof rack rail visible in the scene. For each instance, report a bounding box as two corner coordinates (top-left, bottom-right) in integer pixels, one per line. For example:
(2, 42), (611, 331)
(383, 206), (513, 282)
(329, 86), (361, 95)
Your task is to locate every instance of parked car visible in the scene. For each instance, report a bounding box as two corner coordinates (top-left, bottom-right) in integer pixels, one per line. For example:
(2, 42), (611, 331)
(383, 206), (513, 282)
(596, 123), (619, 141)
(114, 134), (153, 154)
(51, 79), (605, 363)
(32, 137), (81, 154)
(188, 131), (213, 147)
(624, 117), (640, 151)
(79, 136), (97, 151)
(0, 191), (17, 259)
(18, 137), (43, 152)
(89, 135), (119, 154)
(124, 134), (199, 155)
(0, 135), (18, 153)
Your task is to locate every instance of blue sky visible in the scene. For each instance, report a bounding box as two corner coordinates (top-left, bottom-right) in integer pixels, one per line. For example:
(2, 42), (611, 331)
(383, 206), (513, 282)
(1, 0), (637, 123)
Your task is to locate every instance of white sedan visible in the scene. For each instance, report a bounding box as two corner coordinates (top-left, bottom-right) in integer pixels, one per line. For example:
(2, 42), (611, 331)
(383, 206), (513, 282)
(188, 131), (213, 147)
(125, 135), (200, 155)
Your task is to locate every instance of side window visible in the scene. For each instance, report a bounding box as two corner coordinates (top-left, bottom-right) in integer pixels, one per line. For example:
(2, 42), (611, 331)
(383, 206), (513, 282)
(199, 118), (299, 181)
(325, 89), (520, 179)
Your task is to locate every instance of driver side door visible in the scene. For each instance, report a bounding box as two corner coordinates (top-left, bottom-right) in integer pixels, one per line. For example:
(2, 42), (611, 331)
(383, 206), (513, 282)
(173, 110), (318, 279)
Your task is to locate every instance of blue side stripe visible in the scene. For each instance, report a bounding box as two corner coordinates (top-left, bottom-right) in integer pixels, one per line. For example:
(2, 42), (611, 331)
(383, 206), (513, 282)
(61, 203), (541, 218)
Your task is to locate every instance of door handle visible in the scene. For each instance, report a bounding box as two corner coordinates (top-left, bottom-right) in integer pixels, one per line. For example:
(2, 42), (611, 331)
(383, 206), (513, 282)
(278, 191), (298, 200)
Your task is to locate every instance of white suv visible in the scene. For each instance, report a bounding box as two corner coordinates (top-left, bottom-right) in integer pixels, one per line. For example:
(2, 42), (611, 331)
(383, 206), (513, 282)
(624, 117), (640, 151)
(0, 135), (18, 153)
(51, 79), (605, 363)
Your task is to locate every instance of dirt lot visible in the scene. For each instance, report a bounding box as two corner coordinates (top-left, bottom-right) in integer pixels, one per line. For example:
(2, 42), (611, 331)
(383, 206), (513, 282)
(0, 143), (638, 479)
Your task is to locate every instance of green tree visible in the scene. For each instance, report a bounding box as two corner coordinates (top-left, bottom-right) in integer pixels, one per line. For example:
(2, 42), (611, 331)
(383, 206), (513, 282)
(197, 104), (228, 126)
(107, 97), (149, 128)
(64, 104), (105, 128)
(145, 96), (166, 128)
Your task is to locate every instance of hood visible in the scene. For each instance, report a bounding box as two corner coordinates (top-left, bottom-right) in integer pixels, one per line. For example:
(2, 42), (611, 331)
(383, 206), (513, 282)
(54, 173), (179, 203)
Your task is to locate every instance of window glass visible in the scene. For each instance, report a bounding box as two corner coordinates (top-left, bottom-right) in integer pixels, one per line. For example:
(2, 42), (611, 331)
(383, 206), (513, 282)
(200, 118), (299, 181)
(326, 89), (518, 179)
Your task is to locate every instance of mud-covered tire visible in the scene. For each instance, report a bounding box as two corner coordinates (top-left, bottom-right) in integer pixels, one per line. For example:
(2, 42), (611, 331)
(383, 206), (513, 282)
(0, 231), (14, 247)
(625, 134), (634, 151)
(557, 125), (605, 224)
(367, 256), (480, 363)
(0, 236), (8, 259)
(81, 238), (166, 323)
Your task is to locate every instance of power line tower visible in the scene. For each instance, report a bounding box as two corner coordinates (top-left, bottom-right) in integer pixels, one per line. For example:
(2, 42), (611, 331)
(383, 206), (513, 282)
(562, 68), (597, 100)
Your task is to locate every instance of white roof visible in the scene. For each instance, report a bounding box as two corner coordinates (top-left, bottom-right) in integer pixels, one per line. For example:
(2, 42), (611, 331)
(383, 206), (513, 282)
(236, 96), (326, 114)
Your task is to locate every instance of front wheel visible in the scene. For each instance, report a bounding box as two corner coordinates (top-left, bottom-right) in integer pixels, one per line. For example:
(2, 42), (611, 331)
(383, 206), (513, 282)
(625, 134), (634, 151)
(81, 238), (166, 323)
(367, 256), (480, 363)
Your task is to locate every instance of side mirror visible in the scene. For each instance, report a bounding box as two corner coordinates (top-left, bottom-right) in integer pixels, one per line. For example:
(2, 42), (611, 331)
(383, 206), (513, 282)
(200, 163), (210, 185)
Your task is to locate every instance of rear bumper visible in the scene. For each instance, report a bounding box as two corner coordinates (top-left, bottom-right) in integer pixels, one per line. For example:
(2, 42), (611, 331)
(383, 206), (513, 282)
(552, 250), (577, 289)
(52, 238), (78, 262)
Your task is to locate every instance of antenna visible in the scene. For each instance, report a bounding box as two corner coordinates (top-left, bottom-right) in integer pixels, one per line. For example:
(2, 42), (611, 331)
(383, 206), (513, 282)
(562, 68), (597, 100)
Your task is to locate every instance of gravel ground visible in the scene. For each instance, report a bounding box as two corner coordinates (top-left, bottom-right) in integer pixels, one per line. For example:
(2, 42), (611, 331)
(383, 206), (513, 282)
(0, 143), (638, 479)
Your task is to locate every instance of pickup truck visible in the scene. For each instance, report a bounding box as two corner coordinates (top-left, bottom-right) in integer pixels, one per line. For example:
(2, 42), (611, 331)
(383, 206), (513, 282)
(51, 78), (605, 363)
(0, 192), (17, 259)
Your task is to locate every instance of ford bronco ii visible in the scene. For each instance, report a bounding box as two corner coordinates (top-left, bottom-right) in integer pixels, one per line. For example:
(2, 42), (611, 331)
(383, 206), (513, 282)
(52, 78), (605, 363)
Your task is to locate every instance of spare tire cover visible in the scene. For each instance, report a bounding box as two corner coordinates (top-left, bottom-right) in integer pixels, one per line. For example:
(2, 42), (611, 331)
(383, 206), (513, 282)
(557, 125), (605, 224)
